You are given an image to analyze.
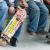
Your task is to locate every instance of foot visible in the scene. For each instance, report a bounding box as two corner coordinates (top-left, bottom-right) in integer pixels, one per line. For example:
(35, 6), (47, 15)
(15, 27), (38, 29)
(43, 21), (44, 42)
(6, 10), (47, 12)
(46, 27), (50, 43)
(10, 37), (18, 47)
(0, 30), (2, 38)
(0, 38), (8, 47)
(49, 27), (50, 33)
(46, 34), (50, 43)
(36, 30), (48, 35)
(26, 28), (33, 35)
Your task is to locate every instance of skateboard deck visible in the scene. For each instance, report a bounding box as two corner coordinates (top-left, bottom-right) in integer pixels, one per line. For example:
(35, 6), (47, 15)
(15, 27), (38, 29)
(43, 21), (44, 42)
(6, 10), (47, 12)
(1, 9), (27, 42)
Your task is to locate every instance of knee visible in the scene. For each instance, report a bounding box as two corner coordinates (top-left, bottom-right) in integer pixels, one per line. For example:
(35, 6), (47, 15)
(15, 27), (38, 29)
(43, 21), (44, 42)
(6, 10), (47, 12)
(29, 6), (40, 14)
(34, 7), (40, 14)
(43, 8), (49, 14)
(28, 1), (40, 14)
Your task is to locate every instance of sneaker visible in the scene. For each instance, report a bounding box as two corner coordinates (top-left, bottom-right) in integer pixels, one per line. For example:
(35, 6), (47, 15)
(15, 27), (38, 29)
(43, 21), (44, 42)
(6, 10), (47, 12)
(46, 27), (50, 43)
(26, 28), (33, 35)
(0, 30), (2, 38)
(27, 29), (33, 35)
(46, 34), (50, 43)
(10, 37), (18, 47)
(36, 30), (48, 35)
(49, 27), (50, 33)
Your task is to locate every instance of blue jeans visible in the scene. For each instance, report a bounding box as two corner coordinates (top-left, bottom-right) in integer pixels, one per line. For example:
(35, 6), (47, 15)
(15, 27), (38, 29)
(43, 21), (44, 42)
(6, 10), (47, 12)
(27, 0), (49, 32)
(13, 24), (22, 39)
(0, 1), (8, 31)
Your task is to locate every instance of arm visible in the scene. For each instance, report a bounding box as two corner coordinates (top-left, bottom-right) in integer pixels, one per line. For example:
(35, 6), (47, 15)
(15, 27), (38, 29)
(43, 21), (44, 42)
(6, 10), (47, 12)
(43, 0), (50, 5)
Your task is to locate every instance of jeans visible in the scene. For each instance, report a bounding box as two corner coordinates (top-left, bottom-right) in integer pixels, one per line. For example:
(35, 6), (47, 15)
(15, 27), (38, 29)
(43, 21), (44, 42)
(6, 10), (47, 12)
(0, 1), (8, 31)
(27, 0), (49, 32)
(13, 24), (22, 39)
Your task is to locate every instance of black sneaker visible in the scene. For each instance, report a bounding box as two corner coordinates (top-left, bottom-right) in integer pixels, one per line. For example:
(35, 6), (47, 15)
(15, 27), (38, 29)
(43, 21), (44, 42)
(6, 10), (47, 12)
(0, 30), (2, 38)
(46, 34), (50, 43)
(46, 27), (50, 43)
(10, 37), (18, 47)
(49, 27), (50, 33)
(26, 28), (33, 35)
(36, 30), (48, 35)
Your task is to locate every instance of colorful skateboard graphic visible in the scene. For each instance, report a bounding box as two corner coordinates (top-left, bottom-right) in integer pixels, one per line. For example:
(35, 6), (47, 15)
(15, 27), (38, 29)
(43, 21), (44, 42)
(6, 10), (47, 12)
(1, 9), (27, 42)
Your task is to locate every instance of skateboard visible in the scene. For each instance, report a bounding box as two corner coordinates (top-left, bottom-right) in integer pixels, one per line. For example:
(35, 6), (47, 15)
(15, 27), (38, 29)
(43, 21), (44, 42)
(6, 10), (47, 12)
(1, 8), (27, 43)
